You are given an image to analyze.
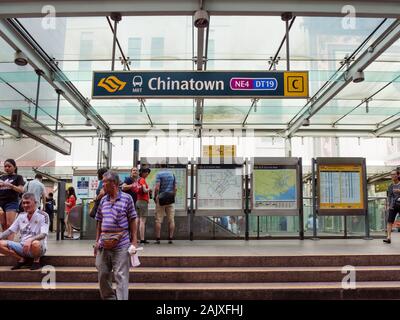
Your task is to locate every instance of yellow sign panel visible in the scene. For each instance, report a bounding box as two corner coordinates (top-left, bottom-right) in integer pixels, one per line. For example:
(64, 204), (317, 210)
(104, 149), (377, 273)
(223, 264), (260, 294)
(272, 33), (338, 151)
(203, 145), (236, 158)
(97, 76), (127, 93)
(284, 72), (309, 97)
(318, 164), (364, 209)
(375, 180), (391, 193)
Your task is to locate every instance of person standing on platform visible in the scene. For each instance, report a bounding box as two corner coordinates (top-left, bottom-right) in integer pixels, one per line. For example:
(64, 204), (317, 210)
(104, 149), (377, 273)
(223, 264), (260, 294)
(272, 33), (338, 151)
(94, 171), (137, 300)
(64, 186), (77, 239)
(24, 173), (46, 210)
(0, 192), (49, 270)
(122, 167), (140, 204)
(136, 168), (151, 244)
(0, 159), (25, 240)
(45, 193), (55, 232)
(90, 167), (108, 219)
(383, 169), (400, 244)
(153, 164), (176, 244)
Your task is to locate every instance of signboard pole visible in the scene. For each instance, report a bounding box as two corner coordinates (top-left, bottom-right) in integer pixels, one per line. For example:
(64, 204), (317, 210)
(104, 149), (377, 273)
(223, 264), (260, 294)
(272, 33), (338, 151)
(189, 161), (194, 241)
(311, 158), (319, 240)
(363, 159), (373, 240)
(344, 216), (348, 238)
(245, 161), (250, 241)
(56, 180), (66, 241)
(298, 158), (304, 240)
(133, 139), (139, 167)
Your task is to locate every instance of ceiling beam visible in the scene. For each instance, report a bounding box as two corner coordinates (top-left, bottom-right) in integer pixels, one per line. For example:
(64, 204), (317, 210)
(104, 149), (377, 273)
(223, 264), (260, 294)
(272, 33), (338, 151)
(0, 0), (400, 18)
(0, 120), (20, 137)
(0, 18), (110, 133)
(375, 116), (400, 136)
(24, 128), (399, 138)
(285, 18), (400, 138)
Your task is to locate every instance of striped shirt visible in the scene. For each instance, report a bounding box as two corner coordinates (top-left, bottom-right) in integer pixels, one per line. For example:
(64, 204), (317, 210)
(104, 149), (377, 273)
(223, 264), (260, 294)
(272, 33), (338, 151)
(156, 170), (175, 193)
(96, 191), (137, 250)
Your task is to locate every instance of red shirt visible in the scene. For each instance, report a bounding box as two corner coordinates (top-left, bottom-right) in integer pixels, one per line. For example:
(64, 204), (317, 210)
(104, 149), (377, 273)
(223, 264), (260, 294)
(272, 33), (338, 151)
(66, 195), (76, 214)
(136, 178), (149, 202)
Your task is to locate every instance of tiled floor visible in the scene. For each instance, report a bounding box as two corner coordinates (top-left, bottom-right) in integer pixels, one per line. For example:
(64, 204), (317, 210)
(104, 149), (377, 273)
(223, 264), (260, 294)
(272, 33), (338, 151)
(44, 232), (400, 257)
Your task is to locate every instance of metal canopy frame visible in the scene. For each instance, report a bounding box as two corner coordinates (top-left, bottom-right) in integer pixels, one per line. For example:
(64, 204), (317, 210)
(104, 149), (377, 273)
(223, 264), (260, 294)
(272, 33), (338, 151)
(1, 0), (400, 18)
(0, 18), (110, 134)
(285, 19), (400, 138)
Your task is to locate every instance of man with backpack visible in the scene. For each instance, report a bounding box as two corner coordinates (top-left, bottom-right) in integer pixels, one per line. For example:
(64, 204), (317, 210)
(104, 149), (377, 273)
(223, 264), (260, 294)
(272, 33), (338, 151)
(383, 169), (400, 244)
(153, 164), (176, 244)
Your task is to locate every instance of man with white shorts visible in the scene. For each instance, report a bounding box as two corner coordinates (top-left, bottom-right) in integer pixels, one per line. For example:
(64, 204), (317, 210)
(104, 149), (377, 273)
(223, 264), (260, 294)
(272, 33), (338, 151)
(0, 192), (49, 270)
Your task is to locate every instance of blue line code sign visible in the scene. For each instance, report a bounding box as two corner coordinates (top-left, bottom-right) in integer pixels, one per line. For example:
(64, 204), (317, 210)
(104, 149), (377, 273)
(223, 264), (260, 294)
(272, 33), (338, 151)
(230, 78), (278, 90)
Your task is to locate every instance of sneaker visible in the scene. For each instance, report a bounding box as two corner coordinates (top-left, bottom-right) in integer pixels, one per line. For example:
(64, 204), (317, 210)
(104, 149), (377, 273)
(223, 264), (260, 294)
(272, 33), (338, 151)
(383, 238), (391, 244)
(11, 260), (29, 270)
(30, 262), (41, 271)
(140, 240), (149, 244)
(168, 238), (173, 244)
(154, 239), (160, 244)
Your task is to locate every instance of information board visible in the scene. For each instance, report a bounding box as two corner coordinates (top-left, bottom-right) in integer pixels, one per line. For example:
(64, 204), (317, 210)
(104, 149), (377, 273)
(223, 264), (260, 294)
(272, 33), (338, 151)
(318, 164), (364, 209)
(73, 176), (98, 199)
(253, 165), (297, 210)
(250, 158), (302, 216)
(196, 163), (243, 212)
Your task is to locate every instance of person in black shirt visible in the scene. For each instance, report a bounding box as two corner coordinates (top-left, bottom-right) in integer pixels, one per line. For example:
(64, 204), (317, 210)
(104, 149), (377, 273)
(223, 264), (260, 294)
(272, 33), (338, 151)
(121, 167), (139, 204)
(45, 192), (56, 232)
(383, 169), (400, 244)
(0, 159), (25, 240)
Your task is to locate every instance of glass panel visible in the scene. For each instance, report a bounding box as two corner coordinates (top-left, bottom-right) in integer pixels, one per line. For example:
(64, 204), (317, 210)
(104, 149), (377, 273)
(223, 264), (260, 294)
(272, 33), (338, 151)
(249, 216), (299, 237)
(19, 17), (112, 61)
(209, 16), (285, 60)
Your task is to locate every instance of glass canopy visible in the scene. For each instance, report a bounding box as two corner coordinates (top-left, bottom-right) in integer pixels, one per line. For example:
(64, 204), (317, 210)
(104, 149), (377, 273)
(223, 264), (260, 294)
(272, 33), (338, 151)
(0, 14), (399, 135)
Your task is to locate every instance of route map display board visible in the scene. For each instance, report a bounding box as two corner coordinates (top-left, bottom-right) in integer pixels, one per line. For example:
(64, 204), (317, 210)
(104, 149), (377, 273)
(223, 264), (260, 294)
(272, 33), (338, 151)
(253, 165), (297, 210)
(250, 158), (302, 216)
(196, 164), (243, 212)
(318, 164), (363, 209)
(315, 158), (367, 216)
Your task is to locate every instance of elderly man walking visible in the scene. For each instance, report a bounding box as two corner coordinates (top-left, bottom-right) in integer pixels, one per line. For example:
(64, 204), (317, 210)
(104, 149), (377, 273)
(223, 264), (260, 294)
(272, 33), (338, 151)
(94, 171), (138, 300)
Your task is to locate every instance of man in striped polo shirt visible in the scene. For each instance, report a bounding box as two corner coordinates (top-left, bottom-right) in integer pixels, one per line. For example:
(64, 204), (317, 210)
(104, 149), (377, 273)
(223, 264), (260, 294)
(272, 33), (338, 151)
(94, 170), (138, 300)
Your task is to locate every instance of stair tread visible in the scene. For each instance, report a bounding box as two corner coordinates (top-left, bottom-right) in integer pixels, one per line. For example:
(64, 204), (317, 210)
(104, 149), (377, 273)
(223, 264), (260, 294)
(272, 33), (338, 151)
(2, 266), (400, 272)
(2, 281), (400, 290)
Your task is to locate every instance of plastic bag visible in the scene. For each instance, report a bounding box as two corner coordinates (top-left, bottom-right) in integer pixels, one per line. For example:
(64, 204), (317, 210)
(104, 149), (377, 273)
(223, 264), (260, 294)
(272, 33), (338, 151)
(128, 245), (143, 268)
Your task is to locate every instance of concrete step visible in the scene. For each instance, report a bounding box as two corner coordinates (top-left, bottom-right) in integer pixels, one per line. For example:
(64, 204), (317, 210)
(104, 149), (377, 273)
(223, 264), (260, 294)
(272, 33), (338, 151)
(1, 281), (400, 300)
(3, 254), (400, 267)
(1, 266), (400, 283)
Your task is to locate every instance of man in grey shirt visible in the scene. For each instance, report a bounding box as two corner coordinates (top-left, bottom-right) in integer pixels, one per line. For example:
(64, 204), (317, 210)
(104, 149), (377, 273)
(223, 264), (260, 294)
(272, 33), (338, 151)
(383, 169), (400, 244)
(24, 173), (46, 210)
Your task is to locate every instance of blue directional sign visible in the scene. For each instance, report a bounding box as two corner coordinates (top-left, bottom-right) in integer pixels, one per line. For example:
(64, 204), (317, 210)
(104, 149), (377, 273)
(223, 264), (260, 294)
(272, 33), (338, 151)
(92, 71), (309, 99)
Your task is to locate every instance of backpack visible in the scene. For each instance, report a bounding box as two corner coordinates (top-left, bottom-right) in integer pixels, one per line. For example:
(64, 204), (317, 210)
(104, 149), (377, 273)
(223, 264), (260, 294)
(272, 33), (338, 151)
(394, 195), (400, 212)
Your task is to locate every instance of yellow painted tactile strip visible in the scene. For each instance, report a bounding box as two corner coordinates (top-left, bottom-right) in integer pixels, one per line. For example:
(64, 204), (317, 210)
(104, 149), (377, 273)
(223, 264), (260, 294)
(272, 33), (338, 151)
(2, 282), (400, 290)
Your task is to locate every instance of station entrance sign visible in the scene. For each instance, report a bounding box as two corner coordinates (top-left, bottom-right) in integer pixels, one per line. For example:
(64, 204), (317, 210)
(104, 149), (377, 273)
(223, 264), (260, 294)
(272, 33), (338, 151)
(92, 71), (309, 99)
